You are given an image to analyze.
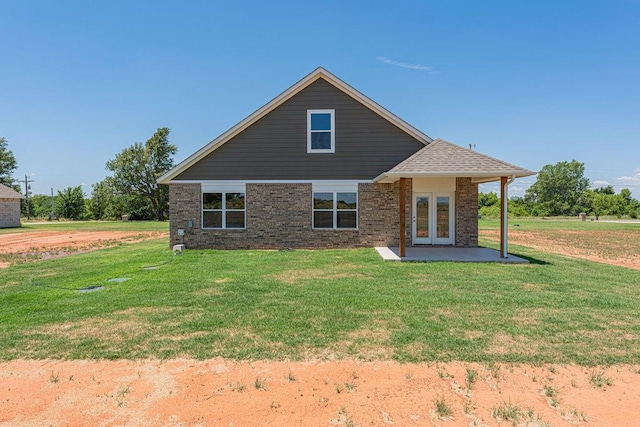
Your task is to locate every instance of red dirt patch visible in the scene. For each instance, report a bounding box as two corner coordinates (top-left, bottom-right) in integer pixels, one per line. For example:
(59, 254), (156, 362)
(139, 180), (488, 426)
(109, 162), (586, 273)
(1, 359), (638, 425)
(482, 228), (640, 270)
(0, 230), (166, 268)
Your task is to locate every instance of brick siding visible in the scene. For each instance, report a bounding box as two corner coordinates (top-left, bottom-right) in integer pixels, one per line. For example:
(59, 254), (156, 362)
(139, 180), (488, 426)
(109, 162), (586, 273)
(455, 177), (479, 247)
(169, 178), (477, 249)
(0, 199), (21, 228)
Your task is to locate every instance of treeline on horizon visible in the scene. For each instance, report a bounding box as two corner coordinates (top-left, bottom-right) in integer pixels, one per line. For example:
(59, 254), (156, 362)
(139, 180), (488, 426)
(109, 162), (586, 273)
(480, 160), (639, 219)
(15, 149), (640, 221)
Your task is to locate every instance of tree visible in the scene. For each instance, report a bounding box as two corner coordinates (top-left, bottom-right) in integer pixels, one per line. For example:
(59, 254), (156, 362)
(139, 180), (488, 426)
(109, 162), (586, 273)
(55, 186), (85, 220)
(28, 194), (56, 218)
(89, 178), (117, 220)
(525, 160), (591, 216)
(593, 185), (615, 195)
(0, 137), (18, 187)
(479, 191), (499, 208)
(106, 128), (176, 221)
(89, 177), (155, 220)
(587, 187), (639, 218)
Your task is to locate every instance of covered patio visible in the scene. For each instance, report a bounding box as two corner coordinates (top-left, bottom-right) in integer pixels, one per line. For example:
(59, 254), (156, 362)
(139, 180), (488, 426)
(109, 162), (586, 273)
(374, 139), (535, 260)
(375, 246), (529, 263)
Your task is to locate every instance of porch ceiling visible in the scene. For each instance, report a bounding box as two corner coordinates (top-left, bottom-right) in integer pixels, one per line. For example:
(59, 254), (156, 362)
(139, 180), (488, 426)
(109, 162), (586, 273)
(374, 139), (535, 183)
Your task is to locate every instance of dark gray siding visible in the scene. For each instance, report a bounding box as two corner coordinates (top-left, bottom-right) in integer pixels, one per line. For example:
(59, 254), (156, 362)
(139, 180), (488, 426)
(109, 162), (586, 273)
(176, 78), (426, 180)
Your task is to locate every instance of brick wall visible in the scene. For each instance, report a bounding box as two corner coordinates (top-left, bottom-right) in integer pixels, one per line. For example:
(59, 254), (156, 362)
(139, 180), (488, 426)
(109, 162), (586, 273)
(455, 177), (478, 247)
(169, 178), (477, 249)
(0, 199), (21, 228)
(169, 182), (410, 249)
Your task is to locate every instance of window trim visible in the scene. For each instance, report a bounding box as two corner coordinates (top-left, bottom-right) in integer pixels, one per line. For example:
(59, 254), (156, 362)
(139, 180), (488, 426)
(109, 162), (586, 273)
(307, 109), (335, 153)
(202, 191), (246, 230)
(312, 190), (358, 230)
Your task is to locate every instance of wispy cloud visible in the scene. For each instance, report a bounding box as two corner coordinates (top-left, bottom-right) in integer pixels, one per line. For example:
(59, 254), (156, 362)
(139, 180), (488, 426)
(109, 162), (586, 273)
(614, 168), (640, 196)
(593, 180), (610, 187)
(616, 168), (640, 185)
(376, 56), (434, 72)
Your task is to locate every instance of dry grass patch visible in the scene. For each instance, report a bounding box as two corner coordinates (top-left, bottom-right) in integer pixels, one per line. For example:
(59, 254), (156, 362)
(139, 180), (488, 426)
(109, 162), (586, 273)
(511, 311), (542, 328)
(268, 264), (369, 284)
(39, 316), (148, 342)
(487, 333), (541, 357)
(523, 282), (550, 291)
(164, 331), (210, 341)
(464, 330), (485, 340)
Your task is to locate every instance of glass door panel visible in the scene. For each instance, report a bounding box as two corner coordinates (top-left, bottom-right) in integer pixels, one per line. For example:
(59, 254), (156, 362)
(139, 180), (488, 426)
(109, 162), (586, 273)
(436, 196), (450, 238)
(413, 194), (431, 244)
(416, 196), (429, 238)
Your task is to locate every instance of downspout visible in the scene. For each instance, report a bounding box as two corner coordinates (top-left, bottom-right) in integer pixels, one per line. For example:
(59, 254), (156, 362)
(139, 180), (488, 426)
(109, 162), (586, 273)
(502, 175), (516, 258)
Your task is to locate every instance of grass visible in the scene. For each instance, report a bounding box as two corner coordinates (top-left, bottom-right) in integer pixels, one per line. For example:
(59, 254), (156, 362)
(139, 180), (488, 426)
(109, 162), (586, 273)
(0, 220), (168, 235)
(465, 367), (478, 390)
(1, 223), (640, 363)
(254, 377), (266, 390)
(230, 382), (246, 392)
(543, 384), (556, 398)
(434, 395), (453, 418)
(479, 217), (640, 231)
(589, 371), (614, 388)
(491, 401), (521, 423)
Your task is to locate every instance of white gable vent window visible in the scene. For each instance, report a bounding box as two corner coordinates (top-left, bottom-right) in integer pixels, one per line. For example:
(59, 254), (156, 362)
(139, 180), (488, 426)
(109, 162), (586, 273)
(307, 109), (335, 153)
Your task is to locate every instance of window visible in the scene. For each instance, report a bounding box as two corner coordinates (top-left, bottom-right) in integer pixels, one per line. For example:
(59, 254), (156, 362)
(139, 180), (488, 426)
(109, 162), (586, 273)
(307, 109), (335, 153)
(313, 191), (357, 229)
(203, 192), (245, 229)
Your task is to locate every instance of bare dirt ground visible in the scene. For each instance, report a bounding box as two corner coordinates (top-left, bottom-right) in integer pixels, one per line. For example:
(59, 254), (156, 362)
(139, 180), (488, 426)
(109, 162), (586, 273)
(481, 228), (640, 270)
(0, 230), (166, 268)
(2, 359), (638, 426)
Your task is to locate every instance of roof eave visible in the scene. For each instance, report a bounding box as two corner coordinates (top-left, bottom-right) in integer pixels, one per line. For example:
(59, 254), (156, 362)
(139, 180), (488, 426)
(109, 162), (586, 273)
(374, 171), (536, 184)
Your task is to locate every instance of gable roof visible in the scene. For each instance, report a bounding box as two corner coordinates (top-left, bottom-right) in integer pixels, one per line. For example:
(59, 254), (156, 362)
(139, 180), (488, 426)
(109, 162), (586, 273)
(158, 67), (433, 184)
(0, 183), (25, 199)
(374, 139), (536, 183)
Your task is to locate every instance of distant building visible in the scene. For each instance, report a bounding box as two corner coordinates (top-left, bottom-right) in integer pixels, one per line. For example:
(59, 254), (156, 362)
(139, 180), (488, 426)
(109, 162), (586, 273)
(0, 183), (24, 228)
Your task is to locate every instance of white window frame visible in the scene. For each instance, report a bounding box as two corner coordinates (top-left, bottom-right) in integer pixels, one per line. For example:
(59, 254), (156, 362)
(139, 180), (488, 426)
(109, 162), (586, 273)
(312, 183), (358, 230)
(202, 183), (246, 230)
(307, 109), (335, 153)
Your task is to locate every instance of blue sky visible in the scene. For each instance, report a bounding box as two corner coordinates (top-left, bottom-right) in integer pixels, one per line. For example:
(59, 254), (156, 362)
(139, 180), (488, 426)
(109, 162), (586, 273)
(2, 0), (639, 198)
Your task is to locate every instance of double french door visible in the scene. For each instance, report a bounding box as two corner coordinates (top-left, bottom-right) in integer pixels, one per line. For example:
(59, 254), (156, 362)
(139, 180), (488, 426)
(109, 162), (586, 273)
(412, 192), (454, 245)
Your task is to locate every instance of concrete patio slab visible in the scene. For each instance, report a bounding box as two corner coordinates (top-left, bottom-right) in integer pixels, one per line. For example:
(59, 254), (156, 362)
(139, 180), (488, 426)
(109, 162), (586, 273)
(375, 246), (529, 263)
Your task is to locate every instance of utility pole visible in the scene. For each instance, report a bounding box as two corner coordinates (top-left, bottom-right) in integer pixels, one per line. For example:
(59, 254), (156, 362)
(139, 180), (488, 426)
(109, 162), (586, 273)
(23, 175), (35, 220)
(50, 187), (55, 219)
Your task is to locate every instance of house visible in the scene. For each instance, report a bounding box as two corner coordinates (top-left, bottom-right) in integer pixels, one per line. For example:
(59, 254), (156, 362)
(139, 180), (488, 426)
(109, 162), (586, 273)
(0, 183), (24, 228)
(158, 67), (534, 257)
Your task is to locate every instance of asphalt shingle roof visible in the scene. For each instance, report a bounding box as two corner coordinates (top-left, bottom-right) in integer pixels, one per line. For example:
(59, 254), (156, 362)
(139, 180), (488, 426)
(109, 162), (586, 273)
(377, 139), (535, 182)
(0, 183), (25, 199)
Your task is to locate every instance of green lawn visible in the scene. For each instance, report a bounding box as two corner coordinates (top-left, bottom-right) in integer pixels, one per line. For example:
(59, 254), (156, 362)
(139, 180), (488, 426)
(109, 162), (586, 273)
(1, 233), (639, 364)
(479, 217), (640, 232)
(0, 220), (169, 235)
